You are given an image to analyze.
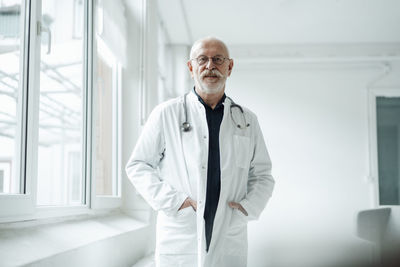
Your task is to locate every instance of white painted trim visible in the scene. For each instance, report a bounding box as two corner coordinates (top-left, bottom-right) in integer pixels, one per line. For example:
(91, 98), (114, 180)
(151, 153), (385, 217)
(230, 43), (400, 59)
(92, 196), (122, 210)
(139, 0), (147, 125)
(17, 0), (30, 195)
(85, 0), (93, 208)
(236, 56), (400, 64)
(117, 63), (122, 197)
(112, 59), (118, 196)
(367, 88), (379, 207)
(0, 194), (33, 221)
(0, 204), (119, 224)
(0, 207), (113, 228)
(35, 205), (90, 219)
(231, 43), (400, 69)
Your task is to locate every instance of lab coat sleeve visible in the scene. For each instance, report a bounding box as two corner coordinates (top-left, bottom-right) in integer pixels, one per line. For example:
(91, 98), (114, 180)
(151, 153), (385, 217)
(125, 105), (188, 217)
(240, 116), (275, 220)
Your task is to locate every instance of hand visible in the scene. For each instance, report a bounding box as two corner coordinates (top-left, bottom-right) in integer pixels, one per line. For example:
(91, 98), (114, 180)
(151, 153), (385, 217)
(228, 201), (248, 216)
(179, 197), (197, 211)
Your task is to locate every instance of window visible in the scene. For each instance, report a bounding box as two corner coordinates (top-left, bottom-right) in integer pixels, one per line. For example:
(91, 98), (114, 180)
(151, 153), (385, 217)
(369, 88), (400, 206)
(36, 0), (85, 206)
(0, 0), (25, 195)
(0, 0), (125, 221)
(0, 0), (94, 221)
(376, 97), (400, 205)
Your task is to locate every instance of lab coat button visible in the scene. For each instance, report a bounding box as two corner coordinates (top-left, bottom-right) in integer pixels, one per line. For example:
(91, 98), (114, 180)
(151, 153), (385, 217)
(201, 166), (206, 170)
(203, 135), (207, 139)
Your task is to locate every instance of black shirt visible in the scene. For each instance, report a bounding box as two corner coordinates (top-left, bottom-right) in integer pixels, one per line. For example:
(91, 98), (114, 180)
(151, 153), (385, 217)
(194, 88), (226, 252)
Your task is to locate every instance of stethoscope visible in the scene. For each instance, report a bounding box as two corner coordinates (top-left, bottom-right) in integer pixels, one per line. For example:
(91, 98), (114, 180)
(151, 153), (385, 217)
(181, 92), (250, 132)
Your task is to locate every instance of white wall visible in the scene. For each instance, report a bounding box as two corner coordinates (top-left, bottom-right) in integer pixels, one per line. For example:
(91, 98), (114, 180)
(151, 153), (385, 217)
(121, 2), (159, 254)
(158, 44), (191, 101)
(226, 60), (400, 266)
(121, 0), (153, 214)
(122, 0), (191, 215)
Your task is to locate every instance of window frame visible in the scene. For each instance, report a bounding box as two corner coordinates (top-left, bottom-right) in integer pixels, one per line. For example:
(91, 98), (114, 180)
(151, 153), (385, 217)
(0, 0), (36, 220)
(368, 86), (400, 207)
(0, 0), (123, 223)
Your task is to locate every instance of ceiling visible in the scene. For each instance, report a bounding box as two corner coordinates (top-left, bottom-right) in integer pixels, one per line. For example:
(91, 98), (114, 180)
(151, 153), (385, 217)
(157, 0), (400, 46)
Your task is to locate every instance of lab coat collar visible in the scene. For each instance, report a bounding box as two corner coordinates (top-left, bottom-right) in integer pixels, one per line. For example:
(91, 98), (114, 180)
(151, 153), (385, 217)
(187, 87), (231, 108)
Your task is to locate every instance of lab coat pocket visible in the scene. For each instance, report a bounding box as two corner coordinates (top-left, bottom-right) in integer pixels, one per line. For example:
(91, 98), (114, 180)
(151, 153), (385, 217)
(176, 206), (194, 217)
(225, 209), (248, 255)
(233, 135), (250, 169)
(158, 207), (197, 254)
(229, 208), (248, 228)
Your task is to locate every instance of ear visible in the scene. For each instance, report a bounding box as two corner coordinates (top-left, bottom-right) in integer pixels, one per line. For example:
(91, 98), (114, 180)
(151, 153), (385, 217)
(187, 60), (194, 78)
(227, 59), (234, 76)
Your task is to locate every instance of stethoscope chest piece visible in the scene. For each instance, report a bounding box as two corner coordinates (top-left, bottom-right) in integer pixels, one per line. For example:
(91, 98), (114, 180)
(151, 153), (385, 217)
(181, 122), (191, 132)
(229, 99), (250, 130)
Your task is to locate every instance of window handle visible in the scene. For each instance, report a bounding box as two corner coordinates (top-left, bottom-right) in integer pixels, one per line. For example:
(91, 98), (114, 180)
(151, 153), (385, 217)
(37, 21), (52, 54)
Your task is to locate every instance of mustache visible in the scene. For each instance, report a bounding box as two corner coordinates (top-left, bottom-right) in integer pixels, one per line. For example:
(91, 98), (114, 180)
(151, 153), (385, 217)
(200, 69), (224, 79)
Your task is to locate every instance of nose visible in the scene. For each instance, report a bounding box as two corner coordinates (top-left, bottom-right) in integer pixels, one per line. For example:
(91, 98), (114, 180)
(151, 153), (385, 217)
(205, 58), (216, 69)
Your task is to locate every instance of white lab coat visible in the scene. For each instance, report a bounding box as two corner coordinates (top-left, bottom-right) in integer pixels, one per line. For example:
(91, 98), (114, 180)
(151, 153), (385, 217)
(125, 91), (274, 267)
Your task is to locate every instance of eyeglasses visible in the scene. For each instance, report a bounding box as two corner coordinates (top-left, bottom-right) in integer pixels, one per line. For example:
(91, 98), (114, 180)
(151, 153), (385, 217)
(190, 55), (230, 66)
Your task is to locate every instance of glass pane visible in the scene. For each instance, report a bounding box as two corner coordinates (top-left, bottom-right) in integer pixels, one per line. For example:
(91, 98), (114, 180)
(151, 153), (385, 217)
(36, 0), (85, 205)
(376, 96), (400, 205)
(94, 37), (118, 196)
(0, 0), (24, 194)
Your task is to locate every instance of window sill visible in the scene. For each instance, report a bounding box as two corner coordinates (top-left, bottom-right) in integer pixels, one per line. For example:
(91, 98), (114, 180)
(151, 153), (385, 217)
(0, 211), (151, 266)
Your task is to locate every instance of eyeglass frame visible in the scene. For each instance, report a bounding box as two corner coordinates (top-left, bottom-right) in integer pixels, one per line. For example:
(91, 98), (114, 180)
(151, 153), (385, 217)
(189, 55), (231, 66)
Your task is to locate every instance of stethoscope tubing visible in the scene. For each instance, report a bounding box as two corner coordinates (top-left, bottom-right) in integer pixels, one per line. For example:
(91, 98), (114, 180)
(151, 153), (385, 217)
(181, 92), (249, 132)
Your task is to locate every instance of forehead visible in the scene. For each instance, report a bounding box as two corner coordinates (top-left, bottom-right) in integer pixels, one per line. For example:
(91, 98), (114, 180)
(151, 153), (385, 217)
(192, 40), (228, 58)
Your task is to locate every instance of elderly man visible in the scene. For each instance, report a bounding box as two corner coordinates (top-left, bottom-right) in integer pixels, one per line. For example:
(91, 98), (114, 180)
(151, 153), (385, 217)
(126, 37), (274, 267)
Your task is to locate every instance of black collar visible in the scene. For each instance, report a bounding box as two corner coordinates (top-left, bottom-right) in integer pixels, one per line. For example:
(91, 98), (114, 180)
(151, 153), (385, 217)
(193, 87), (226, 110)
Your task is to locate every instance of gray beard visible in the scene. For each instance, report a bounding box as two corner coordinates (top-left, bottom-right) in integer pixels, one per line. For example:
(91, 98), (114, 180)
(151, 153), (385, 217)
(195, 78), (226, 95)
(198, 84), (224, 94)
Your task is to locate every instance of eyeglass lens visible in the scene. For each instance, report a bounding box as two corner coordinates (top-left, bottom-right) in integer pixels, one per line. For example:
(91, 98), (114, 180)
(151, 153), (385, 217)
(197, 56), (226, 65)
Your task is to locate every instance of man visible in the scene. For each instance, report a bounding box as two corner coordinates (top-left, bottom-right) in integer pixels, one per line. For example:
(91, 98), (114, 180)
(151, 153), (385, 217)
(125, 37), (274, 267)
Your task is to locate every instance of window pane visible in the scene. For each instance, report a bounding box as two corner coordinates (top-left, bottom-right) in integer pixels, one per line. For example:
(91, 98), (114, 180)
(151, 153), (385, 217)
(376, 96), (400, 205)
(0, 0), (24, 194)
(94, 37), (119, 196)
(36, 0), (85, 205)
